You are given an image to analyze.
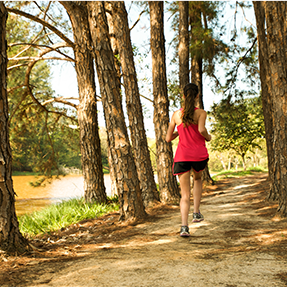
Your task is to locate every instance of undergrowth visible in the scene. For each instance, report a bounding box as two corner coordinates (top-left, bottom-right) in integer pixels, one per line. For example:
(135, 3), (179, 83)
(18, 196), (119, 237)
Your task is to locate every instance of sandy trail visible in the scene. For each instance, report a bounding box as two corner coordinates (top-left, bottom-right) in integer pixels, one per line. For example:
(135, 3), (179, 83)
(1, 173), (287, 287)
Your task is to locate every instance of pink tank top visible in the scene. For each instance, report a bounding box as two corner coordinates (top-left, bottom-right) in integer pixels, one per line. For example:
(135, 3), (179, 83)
(174, 108), (209, 162)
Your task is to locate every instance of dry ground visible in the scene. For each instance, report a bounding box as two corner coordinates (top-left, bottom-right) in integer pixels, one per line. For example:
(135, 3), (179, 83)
(1, 173), (287, 287)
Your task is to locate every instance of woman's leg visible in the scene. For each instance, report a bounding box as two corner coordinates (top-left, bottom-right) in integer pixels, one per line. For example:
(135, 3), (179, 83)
(192, 170), (203, 213)
(178, 171), (191, 226)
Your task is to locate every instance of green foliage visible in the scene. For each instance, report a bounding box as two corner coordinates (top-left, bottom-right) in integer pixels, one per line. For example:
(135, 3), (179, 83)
(167, 3), (228, 71)
(7, 3), (104, 175)
(18, 196), (119, 237)
(167, 75), (181, 110)
(208, 95), (265, 168)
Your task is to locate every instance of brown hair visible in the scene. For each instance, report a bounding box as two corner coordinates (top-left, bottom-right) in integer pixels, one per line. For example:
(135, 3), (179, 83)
(182, 83), (199, 127)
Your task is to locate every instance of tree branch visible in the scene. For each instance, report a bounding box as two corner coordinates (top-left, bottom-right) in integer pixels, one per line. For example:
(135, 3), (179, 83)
(9, 42), (74, 61)
(33, 1), (56, 25)
(10, 24), (48, 59)
(224, 37), (258, 94)
(7, 84), (26, 93)
(8, 42), (73, 71)
(9, 43), (78, 123)
(8, 56), (74, 62)
(42, 97), (78, 109)
(6, 7), (74, 47)
(7, 63), (29, 71)
(139, 93), (154, 104)
(130, 10), (146, 31)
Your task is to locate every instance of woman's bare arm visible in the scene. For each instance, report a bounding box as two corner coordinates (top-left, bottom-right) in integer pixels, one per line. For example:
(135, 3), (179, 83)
(198, 110), (212, 141)
(166, 113), (179, 142)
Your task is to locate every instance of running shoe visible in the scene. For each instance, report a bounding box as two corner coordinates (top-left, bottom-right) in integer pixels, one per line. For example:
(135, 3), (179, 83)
(192, 211), (204, 222)
(180, 225), (190, 237)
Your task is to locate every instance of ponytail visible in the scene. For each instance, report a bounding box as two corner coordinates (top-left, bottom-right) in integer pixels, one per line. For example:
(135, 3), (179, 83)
(182, 83), (199, 127)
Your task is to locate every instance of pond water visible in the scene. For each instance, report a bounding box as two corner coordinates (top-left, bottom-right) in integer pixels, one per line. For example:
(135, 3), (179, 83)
(14, 174), (112, 216)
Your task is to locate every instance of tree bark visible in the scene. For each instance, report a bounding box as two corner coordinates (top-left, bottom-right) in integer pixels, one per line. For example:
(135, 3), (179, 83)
(149, 1), (180, 203)
(87, 1), (146, 220)
(60, 1), (107, 204)
(253, 0), (287, 216)
(263, 1), (287, 216)
(110, 1), (159, 207)
(105, 3), (121, 198)
(0, 3), (27, 253)
(178, 1), (189, 92)
(253, 1), (276, 200)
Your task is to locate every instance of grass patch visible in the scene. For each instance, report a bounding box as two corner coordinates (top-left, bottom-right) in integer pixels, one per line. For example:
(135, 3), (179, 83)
(18, 196), (119, 237)
(211, 167), (268, 180)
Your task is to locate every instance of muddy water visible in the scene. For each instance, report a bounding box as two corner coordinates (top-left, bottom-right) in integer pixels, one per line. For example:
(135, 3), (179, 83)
(14, 174), (112, 216)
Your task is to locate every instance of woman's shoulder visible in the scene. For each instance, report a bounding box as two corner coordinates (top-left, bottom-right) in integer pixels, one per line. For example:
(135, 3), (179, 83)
(172, 109), (183, 125)
(194, 108), (207, 123)
(195, 108), (207, 115)
(173, 109), (182, 117)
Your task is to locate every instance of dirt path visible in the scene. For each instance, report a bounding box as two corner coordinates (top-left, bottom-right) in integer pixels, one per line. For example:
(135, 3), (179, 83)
(1, 173), (287, 287)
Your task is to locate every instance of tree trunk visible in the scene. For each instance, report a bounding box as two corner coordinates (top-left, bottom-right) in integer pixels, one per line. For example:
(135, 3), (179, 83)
(60, 1), (107, 204)
(149, 1), (180, 203)
(253, 1), (276, 200)
(109, 2), (159, 207)
(191, 60), (213, 185)
(107, 145), (117, 197)
(105, 4), (122, 94)
(87, 1), (146, 220)
(191, 58), (204, 109)
(263, 1), (287, 216)
(105, 4), (121, 198)
(0, 3), (27, 253)
(217, 154), (226, 171)
(190, 7), (214, 185)
(178, 1), (189, 92)
(242, 155), (246, 171)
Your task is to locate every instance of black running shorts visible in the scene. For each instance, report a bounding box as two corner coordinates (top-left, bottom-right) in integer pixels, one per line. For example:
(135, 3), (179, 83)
(173, 158), (209, 175)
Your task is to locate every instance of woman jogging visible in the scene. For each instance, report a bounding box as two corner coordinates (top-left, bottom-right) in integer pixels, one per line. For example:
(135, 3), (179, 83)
(166, 83), (211, 237)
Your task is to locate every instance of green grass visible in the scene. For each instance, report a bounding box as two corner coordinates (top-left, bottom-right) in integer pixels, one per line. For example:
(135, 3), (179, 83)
(211, 166), (268, 180)
(18, 196), (119, 237)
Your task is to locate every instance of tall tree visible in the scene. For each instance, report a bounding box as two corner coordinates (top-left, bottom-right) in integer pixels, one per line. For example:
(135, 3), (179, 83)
(253, 1), (275, 200)
(60, 1), (107, 204)
(109, 1), (159, 207)
(105, 3), (121, 197)
(87, 1), (146, 220)
(149, 1), (180, 203)
(7, 3), (107, 202)
(190, 5), (203, 107)
(253, 1), (287, 216)
(189, 2), (219, 185)
(178, 1), (189, 92)
(0, 2), (27, 253)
